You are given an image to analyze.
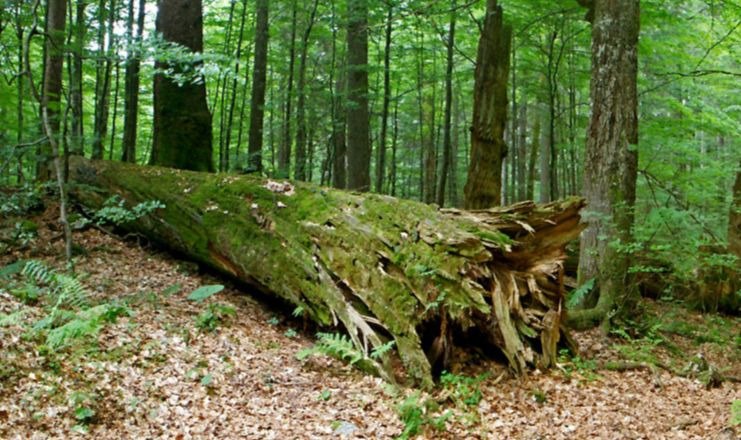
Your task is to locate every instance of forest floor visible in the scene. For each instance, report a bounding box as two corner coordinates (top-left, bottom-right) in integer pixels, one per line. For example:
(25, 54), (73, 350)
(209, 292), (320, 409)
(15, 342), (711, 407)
(0, 202), (739, 439)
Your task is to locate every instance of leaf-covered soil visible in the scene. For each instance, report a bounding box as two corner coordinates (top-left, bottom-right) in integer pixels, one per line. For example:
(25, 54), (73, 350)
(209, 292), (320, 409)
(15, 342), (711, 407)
(1, 205), (739, 439)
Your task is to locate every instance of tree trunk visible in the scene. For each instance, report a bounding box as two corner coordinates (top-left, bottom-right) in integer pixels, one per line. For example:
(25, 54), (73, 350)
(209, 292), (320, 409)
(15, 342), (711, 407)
(38, 0), (67, 181)
(517, 101), (528, 201)
(278, 1), (298, 178)
(375, 3), (393, 194)
(436, 1), (456, 207)
(571, 0), (640, 329)
(346, 0), (371, 191)
(92, 0), (116, 160)
(69, 0), (86, 156)
(294, 0), (320, 181)
(463, 0), (511, 209)
(108, 60), (121, 160)
(222, 0), (249, 172)
(526, 109), (540, 201)
(122, 0), (145, 163)
(150, 0), (213, 172)
(246, 0), (269, 173)
(70, 157), (585, 388)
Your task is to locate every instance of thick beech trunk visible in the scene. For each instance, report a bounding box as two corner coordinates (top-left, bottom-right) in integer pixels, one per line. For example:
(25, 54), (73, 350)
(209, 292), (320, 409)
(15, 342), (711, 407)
(70, 158), (585, 388)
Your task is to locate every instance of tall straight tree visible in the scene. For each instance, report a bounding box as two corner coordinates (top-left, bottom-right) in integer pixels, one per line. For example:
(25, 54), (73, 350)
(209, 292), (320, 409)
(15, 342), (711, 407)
(38, 0), (67, 180)
(346, 0), (370, 191)
(91, 0), (116, 159)
(150, 0), (213, 171)
(436, 0), (456, 206)
(278, 0), (298, 178)
(571, 0), (640, 328)
(463, 0), (511, 209)
(122, 0), (146, 163)
(246, 0), (269, 172)
(69, 0), (86, 156)
(294, 0), (319, 181)
(374, 1), (394, 193)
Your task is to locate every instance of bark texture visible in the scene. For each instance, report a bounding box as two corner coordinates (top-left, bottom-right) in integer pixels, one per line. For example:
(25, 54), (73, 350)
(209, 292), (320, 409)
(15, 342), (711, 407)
(463, 0), (511, 209)
(150, 0), (213, 172)
(70, 158), (585, 388)
(572, 0), (640, 328)
(346, 0), (371, 191)
(246, 0), (269, 173)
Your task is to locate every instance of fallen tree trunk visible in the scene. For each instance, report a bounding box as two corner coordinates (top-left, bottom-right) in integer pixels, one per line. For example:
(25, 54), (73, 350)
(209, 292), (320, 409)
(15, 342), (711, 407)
(69, 158), (585, 388)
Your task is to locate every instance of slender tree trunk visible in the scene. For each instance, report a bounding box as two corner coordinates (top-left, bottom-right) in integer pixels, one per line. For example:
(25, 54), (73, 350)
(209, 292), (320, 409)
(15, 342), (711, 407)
(463, 0), (511, 209)
(246, 0), (269, 172)
(332, 73), (347, 189)
(346, 0), (370, 191)
(390, 96), (399, 197)
(437, 1), (456, 207)
(92, 0), (116, 160)
(15, 3), (25, 182)
(38, 0), (67, 180)
(374, 3), (393, 194)
(216, 0), (236, 171)
(539, 104), (550, 203)
(108, 60), (121, 160)
(69, 0), (86, 156)
(294, 0), (320, 181)
(278, 0), (298, 178)
(222, 0), (249, 172)
(509, 33), (517, 204)
(517, 101), (528, 201)
(122, 0), (145, 163)
(448, 92), (460, 207)
(527, 109), (540, 201)
(150, 0), (213, 171)
(571, 0), (640, 329)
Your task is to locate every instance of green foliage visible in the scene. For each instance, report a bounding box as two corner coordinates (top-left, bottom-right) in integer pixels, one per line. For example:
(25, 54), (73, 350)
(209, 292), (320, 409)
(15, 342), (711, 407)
(439, 371), (488, 407)
(0, 184), (44, 216)
(395, 392), (451, 440)
(187, 284), (225, 302)
(297, 332), (364, 365)
(557, 349), (600, 381)
(731, 400), (741, 426)
(92, 195), (165, 226)
(194, 303), (235, 332)
(567, 278), (595, 309)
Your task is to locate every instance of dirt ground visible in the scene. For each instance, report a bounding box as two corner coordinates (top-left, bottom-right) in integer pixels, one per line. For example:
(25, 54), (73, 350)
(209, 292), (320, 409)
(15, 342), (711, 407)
(0, 206), (738, 439)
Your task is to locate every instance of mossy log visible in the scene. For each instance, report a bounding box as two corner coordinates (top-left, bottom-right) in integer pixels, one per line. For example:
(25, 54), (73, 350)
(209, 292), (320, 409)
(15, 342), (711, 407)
(69, 158), (585, 388)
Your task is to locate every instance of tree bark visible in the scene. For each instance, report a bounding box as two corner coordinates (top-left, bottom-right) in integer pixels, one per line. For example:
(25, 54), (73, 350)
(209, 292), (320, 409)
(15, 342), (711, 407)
(375, 3), (393, 194)
(463, 0), (511, 209)
(517, 101), (528, 201)
(436, 0), (456, 207)
(38, 0), (67, 181)
(150, 0), (213, 172)
(92, 0), (116, 160)
(222, 0), (249, 172)
(346, 0), (371, 191)
(69, 0), (86, 156)
(246, 0), (269, 173)
(278, 1), (298, 178)
(294, 0), (319, 181)
(70, 157), (585, 388)
(527, 108), (540, 201)
(122, 0), (145, 163)
(571, 0), (640, 329)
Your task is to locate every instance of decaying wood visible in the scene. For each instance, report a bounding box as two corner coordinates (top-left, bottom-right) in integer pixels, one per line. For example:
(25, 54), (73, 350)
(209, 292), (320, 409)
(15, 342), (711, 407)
(70, 158), (585, 388)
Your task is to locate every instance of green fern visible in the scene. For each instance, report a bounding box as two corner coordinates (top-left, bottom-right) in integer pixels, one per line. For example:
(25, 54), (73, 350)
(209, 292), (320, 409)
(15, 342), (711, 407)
(297, 332), (365, 365)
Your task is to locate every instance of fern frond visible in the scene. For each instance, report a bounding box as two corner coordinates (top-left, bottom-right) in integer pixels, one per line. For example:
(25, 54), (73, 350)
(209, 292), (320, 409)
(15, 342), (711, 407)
(22, 260), (55, 285)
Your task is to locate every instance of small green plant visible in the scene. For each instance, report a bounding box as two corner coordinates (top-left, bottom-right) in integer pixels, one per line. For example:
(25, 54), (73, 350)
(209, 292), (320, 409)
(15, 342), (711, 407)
(284, 328), (298, 338)
(567, 278), (595, 308)
(187, 284), (224, 302)
(395, 392), (450, 440)
(297, 332), (364, 364)
(731, 400), (741, 426)
(195, 303), (235, 332)
(91, 195), (165, 226)
(69, 390), (96, 430)
(557, 349), (600, 381)
(319, 389), (331, 401)
(531, 388), (547, 404)
(267, 316), (280, 325)
(439, 371), (488, 407)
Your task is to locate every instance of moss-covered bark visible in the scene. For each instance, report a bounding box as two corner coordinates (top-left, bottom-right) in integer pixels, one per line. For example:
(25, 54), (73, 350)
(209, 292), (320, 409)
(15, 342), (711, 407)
(70, 158), (584, 388)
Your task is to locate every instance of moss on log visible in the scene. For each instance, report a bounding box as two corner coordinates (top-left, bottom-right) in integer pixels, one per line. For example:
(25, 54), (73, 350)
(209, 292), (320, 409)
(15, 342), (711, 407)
(70, 158), (585, 388)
